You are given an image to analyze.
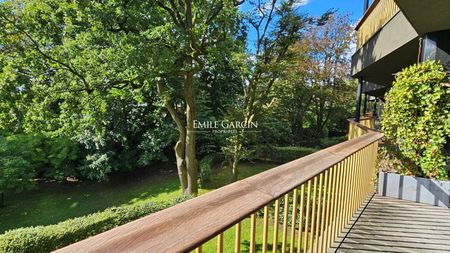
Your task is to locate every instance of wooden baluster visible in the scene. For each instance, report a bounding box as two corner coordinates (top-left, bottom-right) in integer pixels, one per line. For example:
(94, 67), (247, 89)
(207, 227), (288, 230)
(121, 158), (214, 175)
(308, 177), (318, 253)
(314, 173), (323, 253)
(339, 157), (349, 239)
(320, 169), (330, 253)
(290, 189), (298, 253)
(250, 214), (256, 253)
(330, 163), (340, 246)
(297, 184), (305, 253)
(343, 154), (353, 228)
(217, 233), (223, 253)
(235, 222), (241, 253)
(262, 206), (269, 253)
(273, 199), (280, 253)
(302, 181), (312, 253)
(282, 193), (290, 253)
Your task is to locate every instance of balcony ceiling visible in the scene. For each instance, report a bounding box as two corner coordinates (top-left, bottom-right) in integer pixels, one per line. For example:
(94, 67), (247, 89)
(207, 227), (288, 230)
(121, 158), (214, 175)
(354, 38), (419, 92)
(352, 11), (419, 91)
(395, 0), (450, 35)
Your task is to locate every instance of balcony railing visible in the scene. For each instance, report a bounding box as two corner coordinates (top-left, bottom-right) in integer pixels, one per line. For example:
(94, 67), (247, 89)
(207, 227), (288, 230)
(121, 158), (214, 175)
(348, 115), (376, 140)
(55, 119), (382, 253)
(355, 0), (400, 48)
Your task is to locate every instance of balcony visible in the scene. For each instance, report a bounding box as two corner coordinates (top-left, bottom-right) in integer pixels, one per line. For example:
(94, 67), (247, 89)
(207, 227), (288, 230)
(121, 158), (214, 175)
(352, 0), (450, 88)
(54, 118), (450, 253)
(355, 0), (400, 49)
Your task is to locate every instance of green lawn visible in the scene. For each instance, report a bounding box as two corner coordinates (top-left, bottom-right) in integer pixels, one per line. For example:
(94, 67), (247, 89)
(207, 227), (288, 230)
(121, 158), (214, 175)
(199, 217), (310, 253)
(0, 161), (277, 234)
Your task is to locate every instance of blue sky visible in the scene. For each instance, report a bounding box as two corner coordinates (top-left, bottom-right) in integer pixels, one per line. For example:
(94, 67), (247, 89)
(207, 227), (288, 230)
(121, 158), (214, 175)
(302, 0), (365, 21)
(241, 0), (366, 22)
(240, 0), (367, 52)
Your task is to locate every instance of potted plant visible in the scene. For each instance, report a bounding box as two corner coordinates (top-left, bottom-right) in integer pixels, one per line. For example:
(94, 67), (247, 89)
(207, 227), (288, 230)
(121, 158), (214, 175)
(378, 61), (450, 207)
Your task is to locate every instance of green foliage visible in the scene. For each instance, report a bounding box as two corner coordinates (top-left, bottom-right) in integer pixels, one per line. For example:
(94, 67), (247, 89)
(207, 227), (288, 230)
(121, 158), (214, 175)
(0, 134), (78, 206)
(0, 0), (241, 186)
(377, 144), (422, 177)
(318, 136), (348, 148)
(0, 134), (80, 196)
(0, 197), (190, 253)
(257, 146), (318, 163)
(199, 155), (214, 187)
(382, 61), (450, 180)
(198, 153), (225, 187)
(0, 135), (37, 195)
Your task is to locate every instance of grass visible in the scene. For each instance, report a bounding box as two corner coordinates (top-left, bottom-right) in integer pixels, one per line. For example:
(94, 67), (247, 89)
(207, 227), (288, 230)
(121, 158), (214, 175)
(199, 217), (310, 253)
(0, 161), (277, 234)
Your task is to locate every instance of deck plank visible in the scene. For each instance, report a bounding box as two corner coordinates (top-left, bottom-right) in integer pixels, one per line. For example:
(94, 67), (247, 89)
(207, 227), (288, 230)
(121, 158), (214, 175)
(332, 195), (450, 253)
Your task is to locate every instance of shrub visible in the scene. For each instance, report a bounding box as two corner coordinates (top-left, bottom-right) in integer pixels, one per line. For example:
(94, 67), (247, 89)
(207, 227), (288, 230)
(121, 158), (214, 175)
(0, 134), (80, 181)
(319, 136), (347, 148)
(257, 146), (318, 163)
(0, 197), (191, 253)
(377, 144), (422, 177)
(199, 153), (224, 187)
(382, 61), (450, 180)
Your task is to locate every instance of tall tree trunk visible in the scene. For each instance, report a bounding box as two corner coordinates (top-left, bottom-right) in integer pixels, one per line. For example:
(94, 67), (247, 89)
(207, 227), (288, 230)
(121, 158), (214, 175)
(183, 0), (198, 196)
(157, 82), (190, 195)
(184, 71), (198, 196)
(175, 135), (189, 195)
(230, 154), (239, 182)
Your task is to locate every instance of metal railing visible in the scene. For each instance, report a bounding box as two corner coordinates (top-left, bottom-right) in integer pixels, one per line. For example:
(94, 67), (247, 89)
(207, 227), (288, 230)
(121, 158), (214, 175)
(355, 0), (400, 48)
(55, 124), (382, 253)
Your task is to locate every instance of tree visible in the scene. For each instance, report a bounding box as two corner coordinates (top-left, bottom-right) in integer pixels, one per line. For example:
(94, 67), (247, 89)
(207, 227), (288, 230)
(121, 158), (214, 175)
(269, 13), (356, 146)
(302, 13), (355, 138)
(269, 41), (312, 144)
(224, 0), (310, 181)
(0, 0), (243, 195)
(0, 0), (164, 181)
(0, 135), (38, 207)
(153, 0), (243, 195)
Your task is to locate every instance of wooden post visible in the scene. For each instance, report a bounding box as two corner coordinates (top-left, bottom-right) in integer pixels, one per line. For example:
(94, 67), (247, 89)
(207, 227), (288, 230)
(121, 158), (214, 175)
(355, 78), (363, 122)
(373, 98), (378, 116)
(363, 94), (368, 116)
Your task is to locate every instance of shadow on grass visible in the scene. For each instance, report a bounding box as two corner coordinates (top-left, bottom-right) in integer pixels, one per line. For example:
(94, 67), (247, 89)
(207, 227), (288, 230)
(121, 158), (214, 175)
(241, 240), (300, 253)
(0, 163), (182, 233)
(200, 161), (279, 191)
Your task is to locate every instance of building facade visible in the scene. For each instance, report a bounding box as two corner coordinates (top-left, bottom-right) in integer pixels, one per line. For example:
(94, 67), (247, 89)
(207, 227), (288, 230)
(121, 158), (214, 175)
(352, 0), (450, 120)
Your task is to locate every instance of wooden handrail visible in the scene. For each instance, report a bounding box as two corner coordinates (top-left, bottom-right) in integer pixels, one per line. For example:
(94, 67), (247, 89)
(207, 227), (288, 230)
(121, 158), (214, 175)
(348, 115), (379, 140)
(55, 130), (382, 253)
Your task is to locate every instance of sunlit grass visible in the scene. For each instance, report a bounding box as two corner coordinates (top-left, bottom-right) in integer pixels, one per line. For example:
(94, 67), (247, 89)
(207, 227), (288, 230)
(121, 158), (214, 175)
(199, 217), (310, 253)
(0, 162), (276, 233)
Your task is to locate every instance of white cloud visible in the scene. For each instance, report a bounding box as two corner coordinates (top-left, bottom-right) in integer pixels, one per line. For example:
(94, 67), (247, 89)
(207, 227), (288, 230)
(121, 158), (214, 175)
(293, 0), (310, 7)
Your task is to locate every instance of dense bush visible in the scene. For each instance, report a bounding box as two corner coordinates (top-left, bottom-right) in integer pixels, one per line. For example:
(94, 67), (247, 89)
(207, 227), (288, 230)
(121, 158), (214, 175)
(0, 197), (191, 253)
(257, 146), (318, 163)
(319, 136), (348, 148)
(377, 144), (422, 177)
(383, 61), (450, 180)
(0, 134), (79, 204)
(199, 153), (225, 187)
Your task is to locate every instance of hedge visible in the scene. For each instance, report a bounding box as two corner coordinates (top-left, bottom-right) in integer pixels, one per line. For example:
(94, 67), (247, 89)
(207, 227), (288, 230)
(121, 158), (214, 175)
(258, 146), (318, 163)
(0, 196), (190, 253)
(382, 61), (450, 179)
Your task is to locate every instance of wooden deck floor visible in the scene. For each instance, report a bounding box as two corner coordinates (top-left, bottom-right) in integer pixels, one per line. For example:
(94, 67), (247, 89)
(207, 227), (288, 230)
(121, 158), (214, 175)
(331, 195), (450, 253)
